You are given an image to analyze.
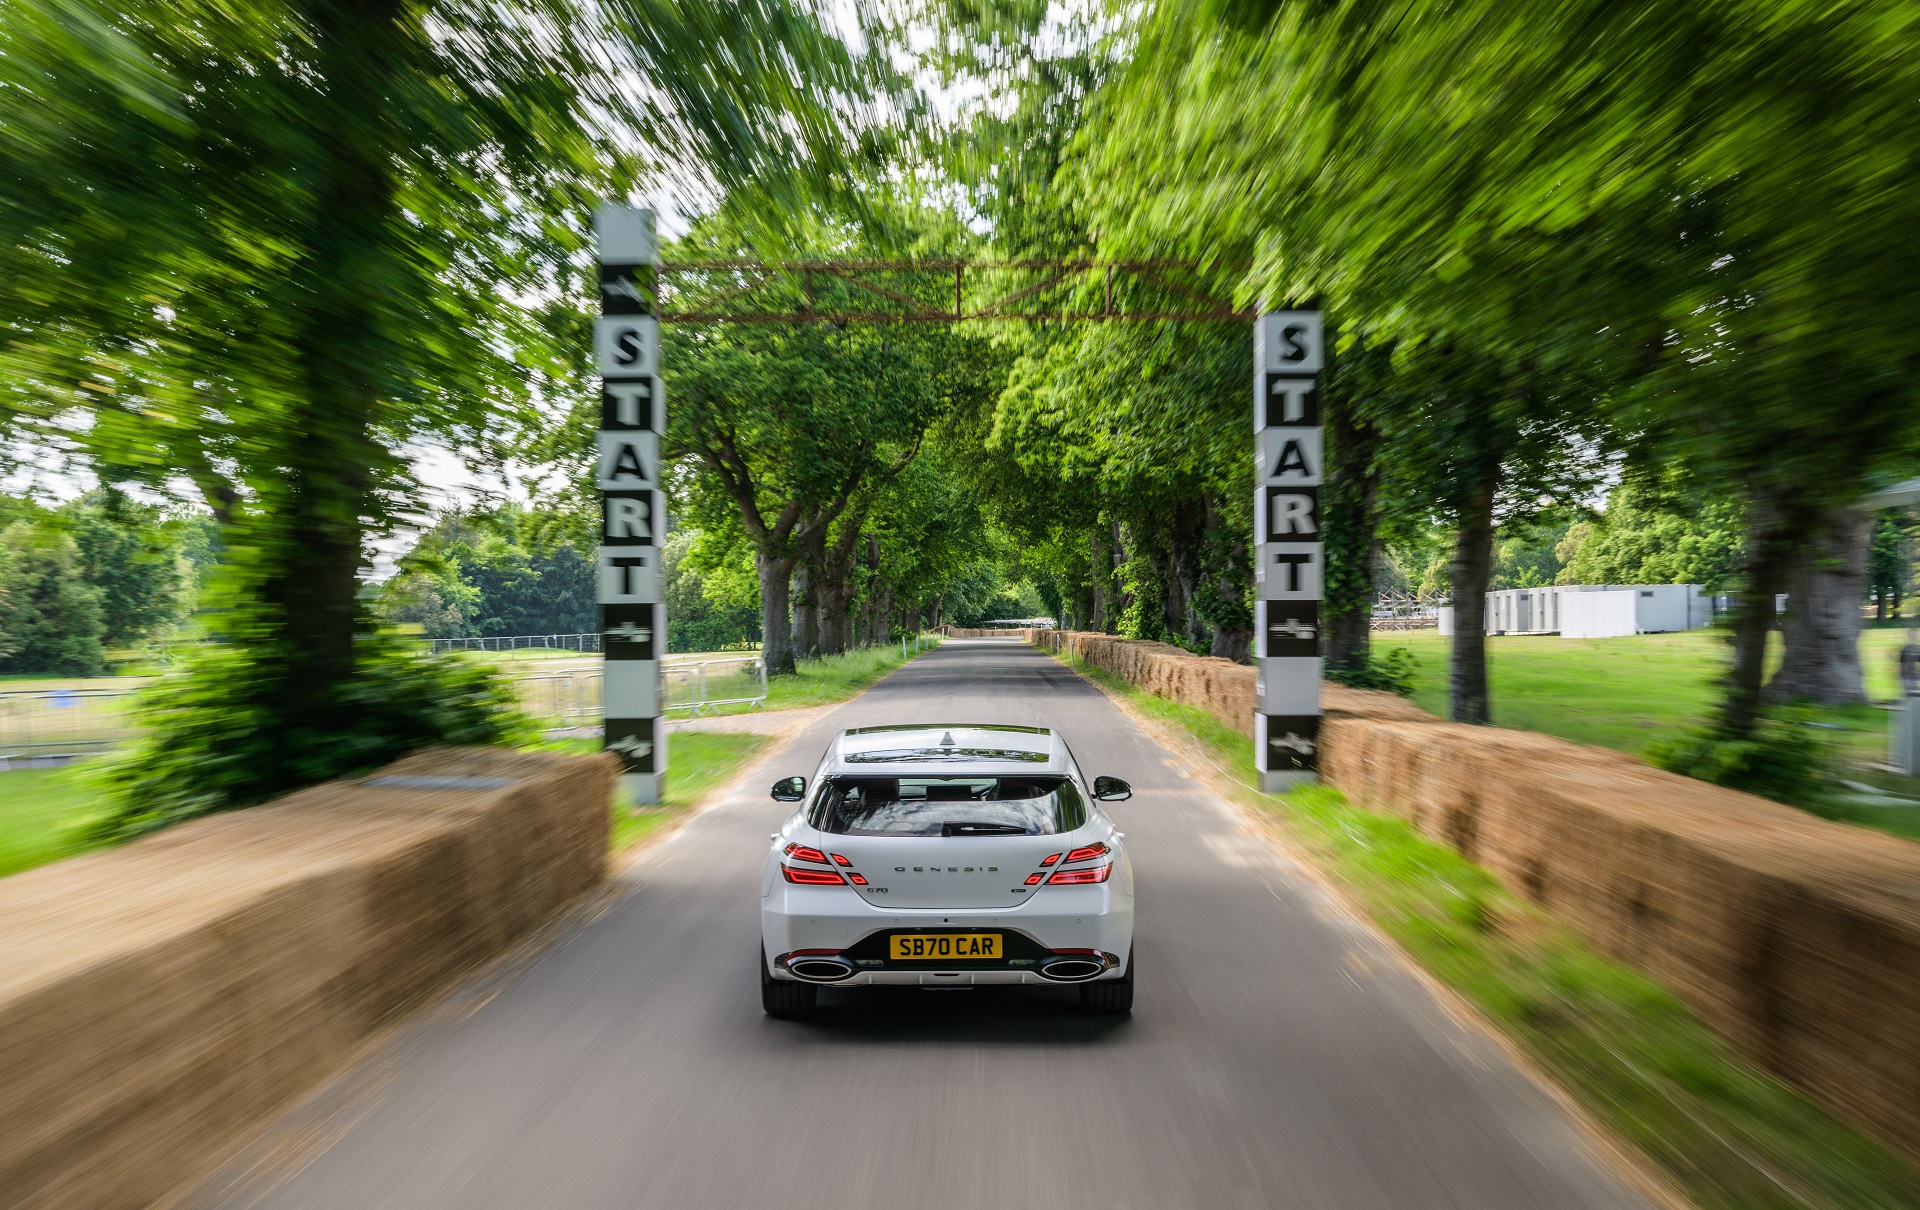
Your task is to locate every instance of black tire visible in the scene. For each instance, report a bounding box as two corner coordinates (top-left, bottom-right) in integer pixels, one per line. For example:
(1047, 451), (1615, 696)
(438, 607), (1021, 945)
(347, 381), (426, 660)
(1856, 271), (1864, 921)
(761, 947), (817, 1017)
(1080, 948), (1134, 1014)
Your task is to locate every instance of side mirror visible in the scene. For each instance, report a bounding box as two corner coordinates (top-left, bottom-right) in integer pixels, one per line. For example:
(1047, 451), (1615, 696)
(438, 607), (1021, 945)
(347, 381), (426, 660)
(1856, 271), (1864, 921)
(1092, 776), (1132, 802)
(770, 776), (807, 802)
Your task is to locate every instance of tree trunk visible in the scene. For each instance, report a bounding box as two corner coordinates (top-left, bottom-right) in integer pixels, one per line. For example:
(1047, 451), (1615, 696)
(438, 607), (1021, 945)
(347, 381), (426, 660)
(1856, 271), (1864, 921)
(1088, 529), (1110, 632)
(816, 568), (846, 655)
(1448, 463), (1501, 725)
(1109, 520), (1133, 632)
(1768, 505), (1870, 705)
(1157, 548), (1185, 646)
(1721, 499), (1802, 736)
(1166, 497), (1205, 648)
(255, 0), (404, 737)
(875, 581), (892, 645)
(1202, 495), (1254, 661)
(1323, 389), (1383, 674)
(757, 552), (797, 676)
(793, 527), (827, 658)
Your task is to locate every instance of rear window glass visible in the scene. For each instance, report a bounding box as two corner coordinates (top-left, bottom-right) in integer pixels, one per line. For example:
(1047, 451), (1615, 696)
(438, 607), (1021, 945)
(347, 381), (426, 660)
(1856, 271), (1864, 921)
(810, 776), (1088, 836)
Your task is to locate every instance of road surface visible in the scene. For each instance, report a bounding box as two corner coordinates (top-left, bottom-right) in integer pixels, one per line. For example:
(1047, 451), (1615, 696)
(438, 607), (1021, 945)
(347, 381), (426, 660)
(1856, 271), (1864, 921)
(181, 639), (1649, 1210)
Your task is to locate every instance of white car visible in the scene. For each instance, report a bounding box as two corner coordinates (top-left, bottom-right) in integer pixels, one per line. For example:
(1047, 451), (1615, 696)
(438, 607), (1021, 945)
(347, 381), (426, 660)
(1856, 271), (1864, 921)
(760, 723), (1135, 1016)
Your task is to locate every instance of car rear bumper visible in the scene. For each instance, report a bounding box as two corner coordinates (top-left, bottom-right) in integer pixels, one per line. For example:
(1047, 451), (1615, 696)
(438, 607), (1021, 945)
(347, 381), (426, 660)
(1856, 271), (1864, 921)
(773, 968), (1120, 987)
(762, 884), (1132, 983)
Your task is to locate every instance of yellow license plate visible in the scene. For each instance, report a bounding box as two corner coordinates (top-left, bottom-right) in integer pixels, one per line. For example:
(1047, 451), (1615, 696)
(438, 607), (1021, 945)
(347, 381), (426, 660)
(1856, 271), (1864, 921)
(889, 933), (1003, 961)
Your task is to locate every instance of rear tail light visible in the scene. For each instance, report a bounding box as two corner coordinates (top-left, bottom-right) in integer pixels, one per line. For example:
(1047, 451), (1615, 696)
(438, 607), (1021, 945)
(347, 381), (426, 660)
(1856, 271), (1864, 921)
(1024, 873), (1044, 886)
(782, 866), (847, 885)
(1047, 864), (1112, 885)
(784, 843), (830, 865)
(1065, 843), (1109, 863)
(1040, 853), (1063, 866)
(848, 873), (869, 885)
(831, 853), (853, 866)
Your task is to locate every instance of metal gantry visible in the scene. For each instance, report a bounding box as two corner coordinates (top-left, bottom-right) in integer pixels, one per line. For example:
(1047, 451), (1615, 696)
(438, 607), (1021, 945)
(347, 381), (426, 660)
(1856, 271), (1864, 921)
(650, 259), (1254, 325)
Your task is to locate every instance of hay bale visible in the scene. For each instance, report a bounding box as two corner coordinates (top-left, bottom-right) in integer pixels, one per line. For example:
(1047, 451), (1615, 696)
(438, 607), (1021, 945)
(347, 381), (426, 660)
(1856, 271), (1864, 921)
(1027, 627), (1920, 1160)
(0, 746), (615, 1210)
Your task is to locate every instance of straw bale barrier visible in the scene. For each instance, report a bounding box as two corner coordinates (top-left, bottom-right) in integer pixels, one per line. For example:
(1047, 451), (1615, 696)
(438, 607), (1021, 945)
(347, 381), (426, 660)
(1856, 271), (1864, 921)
(1027, 628), (1920, 1159)
(0, 745), (616, 1210)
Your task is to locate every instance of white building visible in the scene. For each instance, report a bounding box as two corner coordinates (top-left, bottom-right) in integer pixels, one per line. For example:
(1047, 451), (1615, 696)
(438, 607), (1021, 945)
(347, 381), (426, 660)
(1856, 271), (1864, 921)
(1438, 585), (1713, 637)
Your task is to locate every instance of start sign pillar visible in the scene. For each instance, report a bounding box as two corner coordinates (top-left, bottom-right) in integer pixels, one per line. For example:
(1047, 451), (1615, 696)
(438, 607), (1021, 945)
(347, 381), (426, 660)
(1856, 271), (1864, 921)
(1254, 309), (1324, 793)
(595, 204), (665, 804)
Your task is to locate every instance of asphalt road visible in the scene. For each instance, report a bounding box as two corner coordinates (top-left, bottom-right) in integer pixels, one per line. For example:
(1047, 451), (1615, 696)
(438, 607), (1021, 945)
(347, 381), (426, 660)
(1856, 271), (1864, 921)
(181, 639), (1650, 1210)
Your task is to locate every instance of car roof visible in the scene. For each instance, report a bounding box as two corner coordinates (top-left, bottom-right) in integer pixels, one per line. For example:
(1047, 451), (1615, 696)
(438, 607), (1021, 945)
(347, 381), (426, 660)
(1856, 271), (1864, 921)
(824, 724), (1073, 777)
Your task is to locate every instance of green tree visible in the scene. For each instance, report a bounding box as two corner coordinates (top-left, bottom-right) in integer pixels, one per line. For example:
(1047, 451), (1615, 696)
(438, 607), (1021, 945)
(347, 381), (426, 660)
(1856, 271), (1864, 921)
(378, 565), (479, 639)
(1867, 515), (1910, 621)
(662, 209), (990, 672)
(1073, 0), (1920, 735)
(3, 0), (891, 817)
(1489, 520), (1571, 591)
(0, 521), (106, 675)
(377, 508), (597, 637)
(1558, 478), (1743, 590)
(663, 528), (761, 653)
(64, 488), (188, 647)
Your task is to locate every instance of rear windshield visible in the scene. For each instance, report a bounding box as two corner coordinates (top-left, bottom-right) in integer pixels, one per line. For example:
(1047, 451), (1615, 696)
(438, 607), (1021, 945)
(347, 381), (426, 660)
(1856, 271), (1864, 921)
(810, 776), (1088, 837)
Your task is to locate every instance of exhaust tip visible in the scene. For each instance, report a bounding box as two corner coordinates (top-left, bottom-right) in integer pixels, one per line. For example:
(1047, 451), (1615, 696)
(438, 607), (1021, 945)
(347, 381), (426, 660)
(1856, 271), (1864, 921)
(1038, 956), (1108, 982)
(786, 956), (855, 982)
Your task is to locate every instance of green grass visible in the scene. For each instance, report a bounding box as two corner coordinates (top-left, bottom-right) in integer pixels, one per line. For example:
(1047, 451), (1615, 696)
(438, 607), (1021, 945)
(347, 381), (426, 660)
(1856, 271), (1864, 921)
(0, 767), (113, 879)
(537, 730), (775, 852)
(619, 731), (774, 850)
(1063, 653), (1920, 1210)
(754, 639), (939, 713)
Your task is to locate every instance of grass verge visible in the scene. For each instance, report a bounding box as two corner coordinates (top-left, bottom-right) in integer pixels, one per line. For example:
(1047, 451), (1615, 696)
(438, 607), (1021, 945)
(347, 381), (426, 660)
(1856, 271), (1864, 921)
(755, 639), (939, 714)
(1060, 652), (1920, 1210)
(538, 730), (775, 853)
(0, 767), (113, 879)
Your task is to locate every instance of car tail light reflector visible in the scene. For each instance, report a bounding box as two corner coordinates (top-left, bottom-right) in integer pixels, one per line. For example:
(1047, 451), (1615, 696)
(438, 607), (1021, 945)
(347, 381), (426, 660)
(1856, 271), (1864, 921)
(848, 873), (869, 885)
(782, 866), (847, 885)
(784, 843), (830, 865)
(1024, 873), (1044, 886)
(1065, 843), (1109, 863)
(831, 853), (853, 866)
(1047, 864), (1112, 885)
(1039, 853), (1063, 866)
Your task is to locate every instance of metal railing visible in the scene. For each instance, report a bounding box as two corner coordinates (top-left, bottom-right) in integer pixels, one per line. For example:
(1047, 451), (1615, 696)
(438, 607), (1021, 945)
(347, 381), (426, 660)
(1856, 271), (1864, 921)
(664, 656), (768, 715)
(510, 656), (770, 734)
(418, 633), (604, 654)
(1370, 592), (1447, 632)
(0, 688), (140, 764)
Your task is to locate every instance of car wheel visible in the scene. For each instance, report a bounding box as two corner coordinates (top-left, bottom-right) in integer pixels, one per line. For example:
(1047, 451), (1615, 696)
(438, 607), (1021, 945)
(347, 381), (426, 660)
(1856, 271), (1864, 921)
(761, 947), (817, 1017)
(1080, 948), (1134, 1014)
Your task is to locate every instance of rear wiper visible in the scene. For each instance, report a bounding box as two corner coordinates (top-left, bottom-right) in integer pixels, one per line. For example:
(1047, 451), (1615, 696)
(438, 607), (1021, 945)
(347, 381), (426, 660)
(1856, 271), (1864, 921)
(941, 821), (1029, 836)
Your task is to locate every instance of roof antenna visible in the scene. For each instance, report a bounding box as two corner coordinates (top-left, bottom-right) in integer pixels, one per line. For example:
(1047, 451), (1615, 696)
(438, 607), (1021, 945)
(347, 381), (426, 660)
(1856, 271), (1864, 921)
(940, 731), (956, 747)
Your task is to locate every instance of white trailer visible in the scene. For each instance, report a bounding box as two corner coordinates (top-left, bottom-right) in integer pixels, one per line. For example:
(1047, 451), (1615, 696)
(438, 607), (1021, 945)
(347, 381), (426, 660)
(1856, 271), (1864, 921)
(1439, 584), (1712, 637)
